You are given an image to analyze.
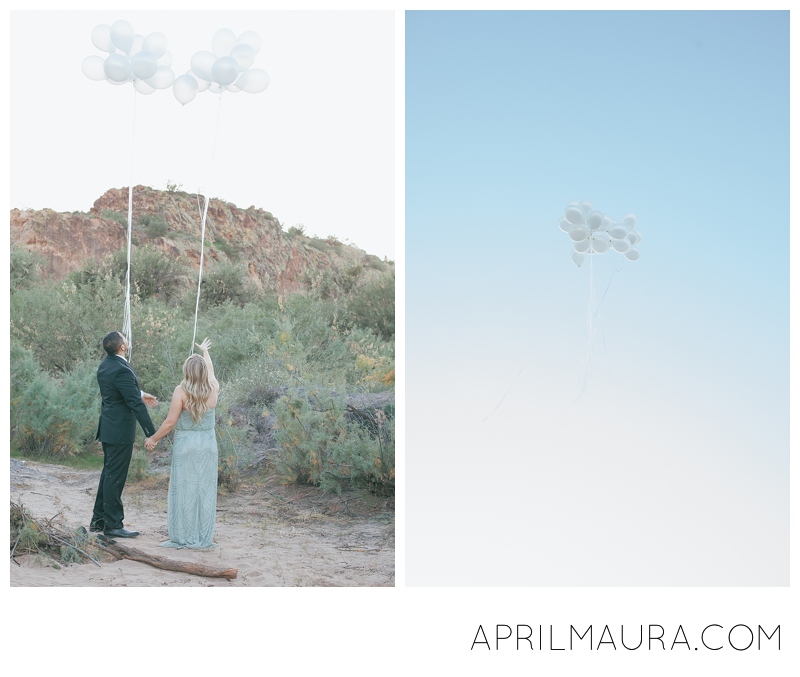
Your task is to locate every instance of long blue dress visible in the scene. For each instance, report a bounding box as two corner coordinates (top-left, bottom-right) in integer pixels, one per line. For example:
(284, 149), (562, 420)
(160, 408), (218, 549)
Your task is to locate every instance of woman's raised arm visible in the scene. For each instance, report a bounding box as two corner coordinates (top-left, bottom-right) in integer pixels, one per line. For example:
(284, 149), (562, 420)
(195, 337), (219, 389)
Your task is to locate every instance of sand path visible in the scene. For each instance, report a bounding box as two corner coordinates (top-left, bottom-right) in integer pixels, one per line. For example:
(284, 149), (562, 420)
(9, 458), (394, 587)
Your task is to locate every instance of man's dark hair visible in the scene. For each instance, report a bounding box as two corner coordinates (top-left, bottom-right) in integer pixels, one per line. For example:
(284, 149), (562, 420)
(103, 331), (125, 356)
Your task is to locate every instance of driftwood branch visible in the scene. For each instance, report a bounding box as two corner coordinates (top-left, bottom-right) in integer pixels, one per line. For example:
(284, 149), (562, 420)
(97, 541), (238, 580)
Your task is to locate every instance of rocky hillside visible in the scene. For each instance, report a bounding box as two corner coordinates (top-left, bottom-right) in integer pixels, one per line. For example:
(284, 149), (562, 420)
(10, 186), (390, 293)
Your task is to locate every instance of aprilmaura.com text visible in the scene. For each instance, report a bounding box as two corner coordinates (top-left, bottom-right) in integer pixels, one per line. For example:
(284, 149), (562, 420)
(471, 624), (780, 651)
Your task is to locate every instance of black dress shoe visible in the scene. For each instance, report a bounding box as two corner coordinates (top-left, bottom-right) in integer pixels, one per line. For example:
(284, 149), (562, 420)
(103, 527), (140, 538)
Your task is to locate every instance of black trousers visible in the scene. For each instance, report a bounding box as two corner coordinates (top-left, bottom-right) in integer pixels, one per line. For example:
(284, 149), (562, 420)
(91, 441), (134, 530)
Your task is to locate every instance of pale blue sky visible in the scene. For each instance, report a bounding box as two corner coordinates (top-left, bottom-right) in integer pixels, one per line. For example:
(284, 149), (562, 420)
(406, 10), (788, 585)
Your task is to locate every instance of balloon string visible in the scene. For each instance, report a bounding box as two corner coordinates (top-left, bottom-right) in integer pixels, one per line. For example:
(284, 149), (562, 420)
(482, 367), (524, 422)
(123, 88), (138, 363)
(191, 94), (224, 356)
(575, 253), (596, 400)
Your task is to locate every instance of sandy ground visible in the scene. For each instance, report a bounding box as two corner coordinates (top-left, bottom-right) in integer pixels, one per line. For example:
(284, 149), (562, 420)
(9, 458), (395, 587)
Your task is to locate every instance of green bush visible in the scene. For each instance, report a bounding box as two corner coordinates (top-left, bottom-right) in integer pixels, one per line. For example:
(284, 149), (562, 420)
(213, 238), (240, 261)
(273, 389), (394, 495)
(128, 447), (151, 483)
(344, 270), (395, 341)
(11, 277), (123, 373)
(11, 361), (100, 459)
(101, 209), (128, 227)
(200, 261), (252, 308)
(216, 422), (250, 492)
(138, 213), (169, 239)
(132, 246), (189, 302)
(11, 248), (41, 290)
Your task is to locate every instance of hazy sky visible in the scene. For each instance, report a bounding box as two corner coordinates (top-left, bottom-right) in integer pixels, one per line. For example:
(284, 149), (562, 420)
(10, 10), (395, 260)
(406, 10), (789, 585)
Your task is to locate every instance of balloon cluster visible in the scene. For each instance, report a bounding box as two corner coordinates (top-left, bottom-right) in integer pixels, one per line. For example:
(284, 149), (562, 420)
(173, 29), (271, 106)
(559, 200), (643, 268)
(82, 20), (176, 94)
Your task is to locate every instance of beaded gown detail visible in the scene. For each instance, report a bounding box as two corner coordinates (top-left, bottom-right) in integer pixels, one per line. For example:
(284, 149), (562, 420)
(160, 408), (217, 549)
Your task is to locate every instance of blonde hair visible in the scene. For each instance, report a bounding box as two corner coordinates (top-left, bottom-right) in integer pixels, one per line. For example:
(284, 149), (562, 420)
(181, 354), (212, 423)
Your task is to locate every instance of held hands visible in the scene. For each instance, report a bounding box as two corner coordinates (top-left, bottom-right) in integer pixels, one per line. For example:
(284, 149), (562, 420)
(196, 338), (212, 353)
(142, 392), (159, 408)
(144, 437), (157, 451)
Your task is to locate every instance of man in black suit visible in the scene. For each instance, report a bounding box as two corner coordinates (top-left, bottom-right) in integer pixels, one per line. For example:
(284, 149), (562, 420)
(90, 331), (158, 538)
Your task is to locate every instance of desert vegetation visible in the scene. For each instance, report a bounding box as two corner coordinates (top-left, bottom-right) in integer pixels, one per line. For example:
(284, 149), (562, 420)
(9, 243), (395, 497)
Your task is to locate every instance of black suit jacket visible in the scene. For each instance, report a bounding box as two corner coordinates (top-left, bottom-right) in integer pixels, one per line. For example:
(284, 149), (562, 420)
(96, 354), (156, 444)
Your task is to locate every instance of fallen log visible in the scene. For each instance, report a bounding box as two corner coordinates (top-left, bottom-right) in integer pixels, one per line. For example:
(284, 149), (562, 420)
(98, 541), (238, 580)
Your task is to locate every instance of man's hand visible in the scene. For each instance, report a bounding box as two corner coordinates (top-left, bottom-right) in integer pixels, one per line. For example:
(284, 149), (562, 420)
(142, 392), (158, 408)
(144, 437), (157, 451)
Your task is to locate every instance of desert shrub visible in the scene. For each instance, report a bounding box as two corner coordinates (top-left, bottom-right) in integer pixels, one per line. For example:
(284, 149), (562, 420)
(306, 239), (329, 253)
(132, 245), (189, 302)
(10, 278), (123, 373)
(365, 254), (387, 272)
(287, 224), (305, 237)
(71, 246), (187, 303)
(272, 389), (394, 495)
(343, 270), (395, 341)
(138, 213), (169, 239)
(11, 248), (41, 290)
(214, 238), (240, 261)
(10, 361), (100, 460)
(128, 447), (151, 483)
(200, 261), (252, 308)
(101, 209), (128, 226)
(216, 422), (250, 493)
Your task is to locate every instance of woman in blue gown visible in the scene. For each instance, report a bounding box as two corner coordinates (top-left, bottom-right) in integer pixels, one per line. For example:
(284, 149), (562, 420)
(145, 338), (219, 549)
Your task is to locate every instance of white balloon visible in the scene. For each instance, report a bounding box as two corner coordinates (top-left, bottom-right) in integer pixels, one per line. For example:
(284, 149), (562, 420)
(134, 78), (156, 95)
(578, 199), (593, 216)
(237, 30), (262, 54)
(196, 77), (210, 92)
(607, 225), (628, 240)
(106, 78), (127, 86)
(81, 55), (107, 81)
(159, 50), (173, 68)
(91, 24), (115, 53)
(611, 237), (631, 253)
(129, 34), (145, 57)
(591, 233), (611, 253)
(104, 54), (132, 82)
(624, 247), (641, 261)
(190, 50), (216, 82)
(565, 206), (585, 225)
(212, 28), (237, 57)
(211, 56), (239, 85)
(572, 251), (586, 268)
(558, 217), (572, 233)
(568, 225), (590, 242)
(586, 210), (604, 231)
(236, 68), (270, 93)
(146, 66), (175, 89)
(110, 20), (135, 53)
(143, 32), (168, 58)
(573, 239), (590, 253)
(225, 83), (241, 93)
(130, 51), (158, 79)
(173, 73), (198, 105)
(633, 230), (643, 244)
(208, 82), (223, 94)
(622, 213), (637, 228)
(230, 44), (256, 71)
